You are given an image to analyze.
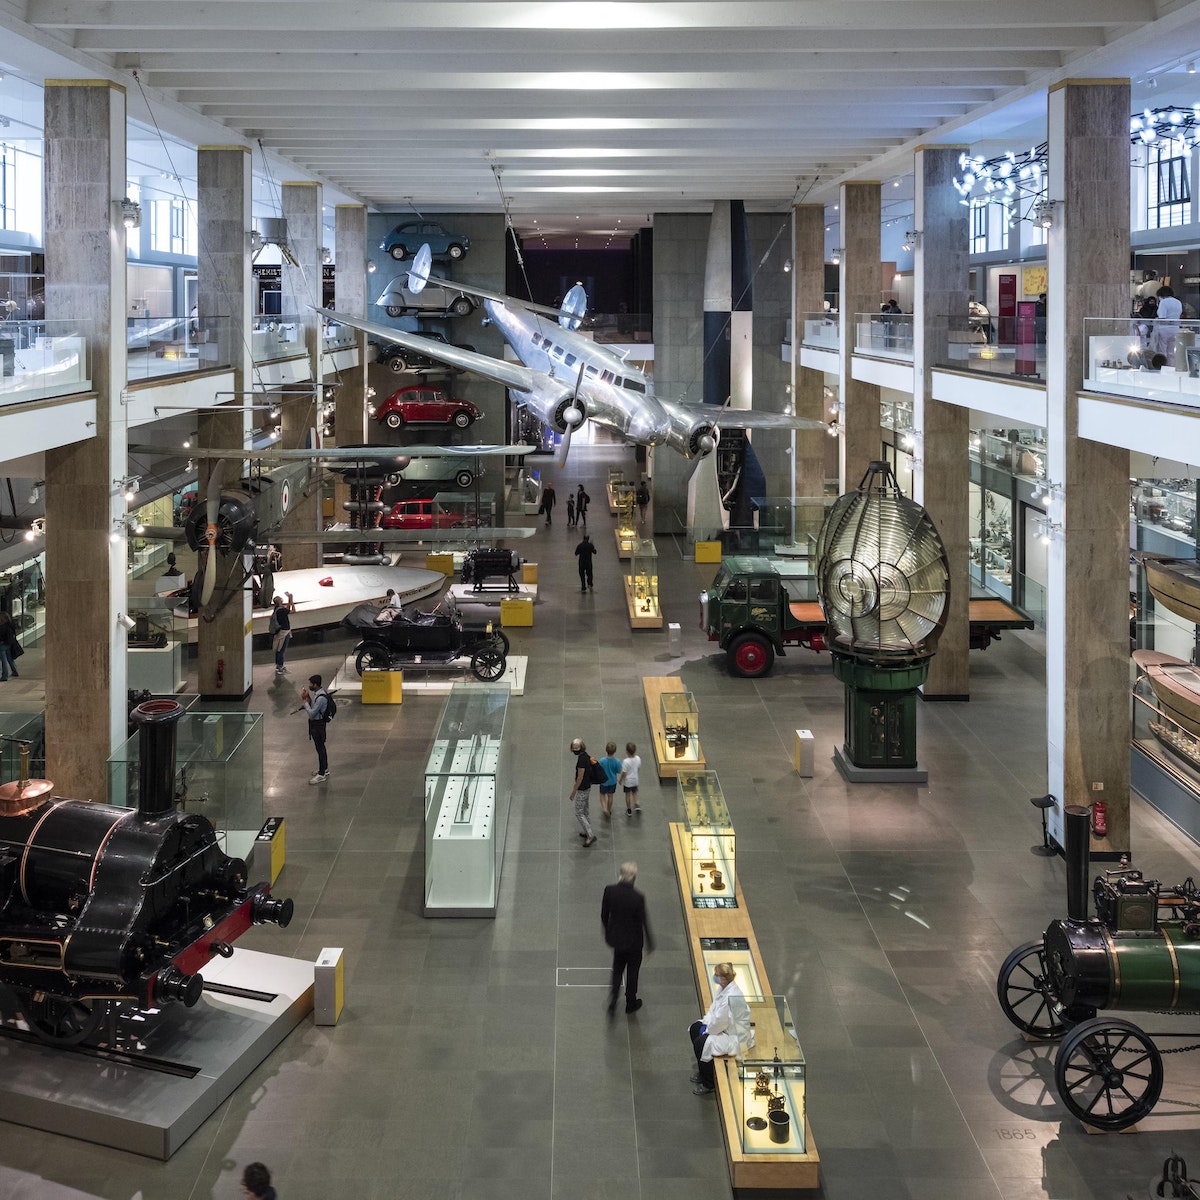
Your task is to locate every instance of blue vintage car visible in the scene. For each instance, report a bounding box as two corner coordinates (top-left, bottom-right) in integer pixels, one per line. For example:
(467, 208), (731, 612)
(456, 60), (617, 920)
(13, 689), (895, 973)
(380, 220), (469, 262)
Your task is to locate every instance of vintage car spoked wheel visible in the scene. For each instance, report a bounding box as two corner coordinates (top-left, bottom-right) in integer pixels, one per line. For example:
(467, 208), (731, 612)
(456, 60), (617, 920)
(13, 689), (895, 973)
(729, 632), (774, 678)
(491, 631), (510, 655)
(996, 940), (1069, 1038)
(355, 645), (392, 675)
(389, 244), (408, 260)
(470, 646), (506, 681)
(16, 991), (106, 1046)
(1054, 1017), (1164, 1131)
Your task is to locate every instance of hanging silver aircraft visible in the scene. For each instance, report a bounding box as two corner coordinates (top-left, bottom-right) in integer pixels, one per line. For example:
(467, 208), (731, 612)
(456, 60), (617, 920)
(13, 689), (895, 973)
(324, 245), (823, 468)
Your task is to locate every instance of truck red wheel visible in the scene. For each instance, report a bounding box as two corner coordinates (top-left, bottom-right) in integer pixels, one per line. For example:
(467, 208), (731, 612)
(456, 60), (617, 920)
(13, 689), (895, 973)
(729, 632), (774, 678)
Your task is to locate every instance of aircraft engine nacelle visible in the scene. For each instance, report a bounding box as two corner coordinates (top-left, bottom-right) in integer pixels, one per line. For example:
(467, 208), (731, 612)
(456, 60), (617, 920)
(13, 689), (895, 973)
(512, 380), (584, 436)
(663, 406), (719, 459)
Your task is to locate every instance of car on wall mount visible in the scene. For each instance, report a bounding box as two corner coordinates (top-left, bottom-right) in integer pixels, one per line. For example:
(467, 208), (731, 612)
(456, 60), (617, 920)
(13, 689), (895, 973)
(371, 331), (477, 374)
(371, 384), (482, 430)
(380, 220), (469, 262)
(376, 278), (475, 319)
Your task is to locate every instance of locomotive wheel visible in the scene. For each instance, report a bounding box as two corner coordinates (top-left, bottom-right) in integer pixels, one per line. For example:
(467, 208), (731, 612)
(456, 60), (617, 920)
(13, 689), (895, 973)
(470, 646), (506, 681)
(729, 632), (774, 678)
(1054, 1017), (1163, 1131)
(355, 644), (392, 675)
(17, 992), (106, 1046)
(996, 940), (1069, 1038)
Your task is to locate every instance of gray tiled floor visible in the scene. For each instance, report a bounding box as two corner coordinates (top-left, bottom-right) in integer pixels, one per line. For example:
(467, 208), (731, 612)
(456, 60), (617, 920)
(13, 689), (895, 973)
(0, 438), (1198, 1198)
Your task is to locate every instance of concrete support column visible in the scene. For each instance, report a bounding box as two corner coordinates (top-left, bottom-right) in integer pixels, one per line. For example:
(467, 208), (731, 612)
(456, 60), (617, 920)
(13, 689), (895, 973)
(1045, 79), (1132, 856)
(913, 146), (971, 700)
(792, 203), (828, 538)
(333, 205), (369, 521)
(197, 146), (254, 699)
(42, 79), (128, 801)
(280, 181), (323, 567)
(838, 182), (882, 488)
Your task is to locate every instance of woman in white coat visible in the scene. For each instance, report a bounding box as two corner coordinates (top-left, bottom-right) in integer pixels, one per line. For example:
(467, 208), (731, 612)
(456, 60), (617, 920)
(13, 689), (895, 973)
(689, 962), (754, 1095)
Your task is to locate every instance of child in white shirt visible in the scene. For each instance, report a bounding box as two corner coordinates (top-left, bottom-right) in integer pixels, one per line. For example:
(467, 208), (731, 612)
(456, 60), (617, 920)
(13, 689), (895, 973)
(619, 742), (642, 816)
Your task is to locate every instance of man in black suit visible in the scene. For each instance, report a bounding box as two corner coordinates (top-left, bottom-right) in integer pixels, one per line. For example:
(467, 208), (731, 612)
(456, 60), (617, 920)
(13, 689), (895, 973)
(601, 861), (653, 1016)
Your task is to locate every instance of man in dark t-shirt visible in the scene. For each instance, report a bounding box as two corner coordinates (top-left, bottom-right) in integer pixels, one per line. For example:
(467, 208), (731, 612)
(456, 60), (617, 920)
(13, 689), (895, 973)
(575, 534), (597, 592)
(272, 592), (296, 674)
(569, 737), (596, 846)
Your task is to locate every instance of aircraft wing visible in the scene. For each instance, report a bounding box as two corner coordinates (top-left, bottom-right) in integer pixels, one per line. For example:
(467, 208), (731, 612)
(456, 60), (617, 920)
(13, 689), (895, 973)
(676, 404), (828, 432)
(323, 308), (536, 392)
(187, 444), (533, 461)
(419, 275), (564, 322)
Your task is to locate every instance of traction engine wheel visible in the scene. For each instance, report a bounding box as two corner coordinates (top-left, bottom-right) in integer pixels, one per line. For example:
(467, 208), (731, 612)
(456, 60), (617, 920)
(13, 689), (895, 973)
(996, 940), (1069, 1039)
(728, 632), (774, 678)
(1054, 1017), (1164, 1131)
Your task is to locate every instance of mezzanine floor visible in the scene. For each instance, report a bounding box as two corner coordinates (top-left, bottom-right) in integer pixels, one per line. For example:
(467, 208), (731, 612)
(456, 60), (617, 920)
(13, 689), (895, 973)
(0, 440), (1198, 1200)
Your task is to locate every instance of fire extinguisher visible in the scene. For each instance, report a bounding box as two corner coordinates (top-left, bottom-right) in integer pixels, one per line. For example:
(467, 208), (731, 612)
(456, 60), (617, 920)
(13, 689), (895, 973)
(216, 657), (225, 689)
(1091, 799), (1108, 838)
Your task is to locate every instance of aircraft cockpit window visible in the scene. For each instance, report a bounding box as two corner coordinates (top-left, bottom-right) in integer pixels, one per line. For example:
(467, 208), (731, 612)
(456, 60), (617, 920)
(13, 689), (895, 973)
(625, 379), (646, 394)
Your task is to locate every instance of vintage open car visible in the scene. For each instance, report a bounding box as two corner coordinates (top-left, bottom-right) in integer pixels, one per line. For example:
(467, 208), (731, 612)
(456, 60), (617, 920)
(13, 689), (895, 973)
(342, 596), (509, 680)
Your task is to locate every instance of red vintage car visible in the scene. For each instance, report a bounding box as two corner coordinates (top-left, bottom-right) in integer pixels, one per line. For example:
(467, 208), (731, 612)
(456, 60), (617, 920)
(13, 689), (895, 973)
(381, 499), (475, 530)
(371, 385), (482, 430)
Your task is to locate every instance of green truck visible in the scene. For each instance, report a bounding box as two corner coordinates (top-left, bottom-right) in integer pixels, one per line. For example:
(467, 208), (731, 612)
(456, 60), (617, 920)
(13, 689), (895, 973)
(700, 555), (1033, 678)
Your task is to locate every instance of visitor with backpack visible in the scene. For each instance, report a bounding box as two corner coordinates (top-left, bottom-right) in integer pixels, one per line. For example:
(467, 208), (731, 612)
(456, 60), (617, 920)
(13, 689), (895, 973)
(301, 673), (336, 784)
(569, 736), (604, 847)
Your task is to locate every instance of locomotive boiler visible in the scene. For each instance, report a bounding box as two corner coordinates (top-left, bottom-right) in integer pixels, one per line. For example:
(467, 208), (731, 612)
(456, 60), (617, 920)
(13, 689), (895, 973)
(997, 804), (1200, 1130)
(0, 699), (292, 1046)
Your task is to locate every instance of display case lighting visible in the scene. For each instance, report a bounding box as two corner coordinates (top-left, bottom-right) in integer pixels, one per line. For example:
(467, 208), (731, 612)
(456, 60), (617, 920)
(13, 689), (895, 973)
(117, 197), (142, 230)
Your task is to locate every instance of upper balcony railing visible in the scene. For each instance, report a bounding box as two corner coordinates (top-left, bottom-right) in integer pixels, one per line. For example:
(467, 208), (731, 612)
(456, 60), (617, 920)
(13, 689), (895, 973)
(1084, 317), (1200, 409)
(126, 314), (233, 382)
(252, 315), (305, 363)
(855, 312), (914, 361)
(800, 312), (840, 353)
(935, 315), (1046, 382)
(0, 319), (92, 406)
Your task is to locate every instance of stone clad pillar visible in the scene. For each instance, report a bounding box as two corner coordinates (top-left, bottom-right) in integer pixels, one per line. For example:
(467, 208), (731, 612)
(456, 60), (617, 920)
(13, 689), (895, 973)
(1045, 79), (1133, 856)
(332, 205), (368, 521)
(913, 146), (971, 700)
(42, 79), (129, 801)
(792, 203), (828, 538)
(196, 146), (254, 699)
(838, 182), (882, 488)
(279, 181), (323, 568)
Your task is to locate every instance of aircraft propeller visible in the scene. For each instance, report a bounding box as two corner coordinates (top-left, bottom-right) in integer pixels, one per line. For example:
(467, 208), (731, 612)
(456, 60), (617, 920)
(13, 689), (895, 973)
(559, 283), (587, 331)
(406, 244), (433, 294)
(200, 459), (226, 606)
(557, 362), (587, 469)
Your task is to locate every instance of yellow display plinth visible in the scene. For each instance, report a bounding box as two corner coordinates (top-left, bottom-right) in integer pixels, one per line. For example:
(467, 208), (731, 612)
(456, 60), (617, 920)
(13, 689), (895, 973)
(426, 552), (455, 574)
(361, 669), (403, 704)
(522, 562), (539, 585)
(695, 541), (722, 563)
(500, 597), (533, 627)
(254, 817), (286, 885)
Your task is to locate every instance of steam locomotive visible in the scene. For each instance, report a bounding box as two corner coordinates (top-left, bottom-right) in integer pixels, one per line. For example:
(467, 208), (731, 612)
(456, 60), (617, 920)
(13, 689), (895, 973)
(0, 699), (292, 1046)
(997, 805), (1200, 1130)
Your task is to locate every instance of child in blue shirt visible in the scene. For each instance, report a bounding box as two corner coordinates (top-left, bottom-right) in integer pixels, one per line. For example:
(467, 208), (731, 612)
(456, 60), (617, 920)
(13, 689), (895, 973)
(598, 741), (622, 819)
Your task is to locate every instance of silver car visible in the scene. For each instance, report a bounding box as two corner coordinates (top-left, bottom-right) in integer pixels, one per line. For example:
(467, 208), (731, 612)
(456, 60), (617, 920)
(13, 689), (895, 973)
(375, 278), (474, 319)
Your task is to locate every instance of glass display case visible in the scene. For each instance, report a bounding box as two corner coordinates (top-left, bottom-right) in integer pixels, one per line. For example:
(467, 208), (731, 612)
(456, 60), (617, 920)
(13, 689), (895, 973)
(1133, 479), (1197, 547)
(0, 711), (46, 784)
(125, 592), (187, 693)
(108, 711), (264, 861)
(698, 936), (761, 993)
(661, 692), (701, 766)
(424, 683), (511, 917)
(607, 468), (628, 512)
(726, 995), (807, 1154)
(679, 770), (736, 907)
(627, 537), (661, 627)
(614, 483), (637, 555)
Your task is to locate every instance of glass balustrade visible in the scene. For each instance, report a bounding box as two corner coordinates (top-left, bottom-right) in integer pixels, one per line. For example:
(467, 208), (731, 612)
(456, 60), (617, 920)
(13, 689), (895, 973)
(1084, 317), (1200, 407)
(799, 312), (839, 352)
(854, 312), (913, 360)
(0, 319), (92, 405)
(936, 315), (1046, 381)
(126, 313), (232, 381)
(252, 314), (305, 363)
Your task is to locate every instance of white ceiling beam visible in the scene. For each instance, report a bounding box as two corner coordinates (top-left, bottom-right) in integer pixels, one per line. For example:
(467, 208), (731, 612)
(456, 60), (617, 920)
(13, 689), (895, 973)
(27, 0), (1151, 32)
(75, 26), (1109, 54)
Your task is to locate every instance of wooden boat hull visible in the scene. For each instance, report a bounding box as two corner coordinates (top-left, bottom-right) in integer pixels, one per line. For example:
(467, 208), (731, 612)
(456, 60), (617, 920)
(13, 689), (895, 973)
(1133, 649), (1200, 739)
(1141, 555), (1200, 626)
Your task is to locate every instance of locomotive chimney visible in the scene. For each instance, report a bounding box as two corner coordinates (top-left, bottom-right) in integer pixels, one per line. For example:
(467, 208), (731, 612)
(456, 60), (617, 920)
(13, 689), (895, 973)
(131, 699), (184, 819)
(1063, 803), (1091, 922)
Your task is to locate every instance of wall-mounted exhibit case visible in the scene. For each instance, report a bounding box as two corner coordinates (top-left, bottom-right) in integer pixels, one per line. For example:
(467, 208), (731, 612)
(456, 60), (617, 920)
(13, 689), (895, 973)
(423, 683), (511, 917)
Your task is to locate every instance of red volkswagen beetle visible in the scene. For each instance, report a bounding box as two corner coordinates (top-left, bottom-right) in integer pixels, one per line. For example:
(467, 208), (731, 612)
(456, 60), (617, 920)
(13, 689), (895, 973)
(372, 385), (481, 430)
